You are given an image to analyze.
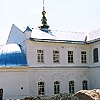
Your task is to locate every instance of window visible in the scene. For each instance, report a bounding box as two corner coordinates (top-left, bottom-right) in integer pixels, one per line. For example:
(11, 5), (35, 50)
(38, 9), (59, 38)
(53, 50), (59, 63)
(82, 80), (88, 90)
(37, 50), (44, 63)
(93, 48), (98, 63)
(68, 51), (73, 63)
(69, 81), (74, 94)
(81, 51), (87, 63)
(54, 81), (60, 94)
(38, 82), (45, 95)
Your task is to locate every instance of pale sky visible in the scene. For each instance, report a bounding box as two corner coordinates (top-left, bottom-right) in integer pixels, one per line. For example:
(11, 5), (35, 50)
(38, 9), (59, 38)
(0, 0), (100, 44)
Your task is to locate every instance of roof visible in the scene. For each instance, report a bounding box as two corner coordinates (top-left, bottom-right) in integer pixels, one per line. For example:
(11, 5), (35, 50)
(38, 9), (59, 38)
(30, 38), (86, 44)
(28, 27), (100, 44)
(0, 43), (27, 67)
(31, 28), (86, 41)
(88, 28), (100, 41)
(7, 24), (26, 44)
(7, 25), (100, 45)
(24, 26), (32, 32)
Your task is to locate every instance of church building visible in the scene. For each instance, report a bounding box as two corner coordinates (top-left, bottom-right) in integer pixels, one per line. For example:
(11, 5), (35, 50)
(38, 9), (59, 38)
(0, 2), (100, 99)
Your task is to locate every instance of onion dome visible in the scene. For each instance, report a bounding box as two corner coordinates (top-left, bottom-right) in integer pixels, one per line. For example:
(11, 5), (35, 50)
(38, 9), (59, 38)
(0, 43), (27, 67)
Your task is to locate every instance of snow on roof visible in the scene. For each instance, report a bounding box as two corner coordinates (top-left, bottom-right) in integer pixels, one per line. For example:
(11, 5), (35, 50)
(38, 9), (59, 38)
(7, 25), (100, 44)
(88, 28), (100, 41)
(31, 28), (86, 41)
(31, 29), (56, 40)
(0, 43), (27, 67)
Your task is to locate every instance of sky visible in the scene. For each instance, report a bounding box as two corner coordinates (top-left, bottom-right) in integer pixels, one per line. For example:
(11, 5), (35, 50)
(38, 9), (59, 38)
(0, 0), (100, 45)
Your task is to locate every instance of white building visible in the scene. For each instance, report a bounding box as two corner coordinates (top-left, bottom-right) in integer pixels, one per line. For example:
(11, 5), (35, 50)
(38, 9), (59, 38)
(0, 7), (100, 99)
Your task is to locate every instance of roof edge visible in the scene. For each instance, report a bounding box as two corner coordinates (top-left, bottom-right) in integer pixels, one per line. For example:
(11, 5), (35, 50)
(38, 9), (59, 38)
(30, 38), (87, 44)
(29, 37), (100, 44)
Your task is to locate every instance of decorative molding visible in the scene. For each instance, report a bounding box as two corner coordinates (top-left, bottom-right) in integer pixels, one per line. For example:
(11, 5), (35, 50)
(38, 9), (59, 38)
(51, 73), (62, 79)
(38, 74), (45, 82)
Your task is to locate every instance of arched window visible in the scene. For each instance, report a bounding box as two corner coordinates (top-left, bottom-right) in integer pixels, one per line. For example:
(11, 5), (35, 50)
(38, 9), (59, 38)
(93, 48), (98, 63)
(82, 80), (88, 90)
(54, 81), (60, 94)
(69, 81), (74, 94)
(38, 82), (45, 95)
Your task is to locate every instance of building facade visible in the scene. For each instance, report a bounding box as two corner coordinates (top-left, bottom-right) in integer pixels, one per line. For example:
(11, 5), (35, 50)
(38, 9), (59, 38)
(0, 8), (100, 99)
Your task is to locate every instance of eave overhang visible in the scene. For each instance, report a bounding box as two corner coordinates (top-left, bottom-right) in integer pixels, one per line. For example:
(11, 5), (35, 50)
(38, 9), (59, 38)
(30, 37), (100, 45)
(30, 38), (87, 44)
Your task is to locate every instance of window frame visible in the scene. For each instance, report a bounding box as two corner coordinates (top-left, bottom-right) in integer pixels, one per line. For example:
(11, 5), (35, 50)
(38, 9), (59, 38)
(81, 51), (87, 63)
(69, 81), (74, 94)
(82, 80), (88, 90)
(38, 82), (45, 96)
(54, 81), (60, 94)
(53, 50), (60, 63)
(68, 51), (73, 63)
(37, 50), (44, 63)
(93, 48), (98, 63)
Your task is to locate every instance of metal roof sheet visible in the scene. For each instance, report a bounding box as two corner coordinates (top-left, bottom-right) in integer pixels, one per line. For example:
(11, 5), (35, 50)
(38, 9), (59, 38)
(0, 44), (27, 67)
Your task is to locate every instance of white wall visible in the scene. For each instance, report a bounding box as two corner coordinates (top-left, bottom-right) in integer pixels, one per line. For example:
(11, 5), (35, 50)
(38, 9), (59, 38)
(89, 41), (100, 67)
(88, 41), (100, 89)
(24, 40), (90, 97)
(26, 40), (89, 67)
(0, 68), (29, 99)
(89, 67), (100, 89)
(28, 67), (89, 97)
(0, 67), (89, 99)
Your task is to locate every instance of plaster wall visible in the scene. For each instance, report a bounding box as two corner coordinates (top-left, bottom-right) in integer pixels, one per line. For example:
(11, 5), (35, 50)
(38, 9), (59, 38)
(89, 67), (100, 89)
(0, 67), (89, 99)
(26, 40), (89, 67)
(28, 67), (89, 97)
(89, 41), (100, 67)
(0, 68), (29, 99)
